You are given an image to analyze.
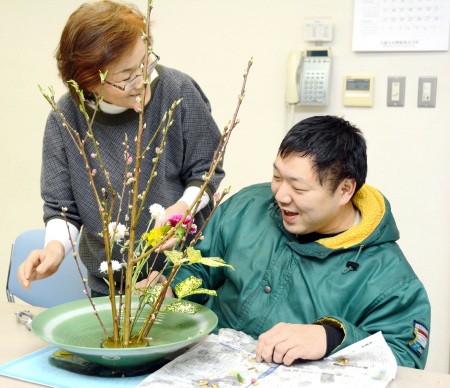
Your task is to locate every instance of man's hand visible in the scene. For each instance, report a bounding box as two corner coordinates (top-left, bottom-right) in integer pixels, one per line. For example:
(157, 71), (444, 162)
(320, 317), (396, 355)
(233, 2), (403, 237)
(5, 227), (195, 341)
(255, 323), (327, 366)
(17, 240), (66, 290)
(134, 271), (175, 297)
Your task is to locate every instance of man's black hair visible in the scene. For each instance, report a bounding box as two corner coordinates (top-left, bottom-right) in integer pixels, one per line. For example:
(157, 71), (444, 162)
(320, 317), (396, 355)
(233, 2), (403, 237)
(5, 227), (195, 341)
(278, 115), (367, 194)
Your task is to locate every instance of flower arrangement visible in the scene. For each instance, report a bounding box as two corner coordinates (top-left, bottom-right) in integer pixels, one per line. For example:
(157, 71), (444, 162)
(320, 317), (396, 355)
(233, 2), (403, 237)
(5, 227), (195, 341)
(38, 0), (252, 349)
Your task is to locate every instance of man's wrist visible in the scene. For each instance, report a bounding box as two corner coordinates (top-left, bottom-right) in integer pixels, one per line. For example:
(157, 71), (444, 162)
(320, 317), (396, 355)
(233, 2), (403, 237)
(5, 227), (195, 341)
(314, 323), (345, 356)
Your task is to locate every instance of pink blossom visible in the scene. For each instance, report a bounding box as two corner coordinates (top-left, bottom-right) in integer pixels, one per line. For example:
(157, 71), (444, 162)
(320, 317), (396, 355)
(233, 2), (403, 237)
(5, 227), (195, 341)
(168, 213), (197, 234)
(188, 223), (197, 235)
(167, 213), (185, 227)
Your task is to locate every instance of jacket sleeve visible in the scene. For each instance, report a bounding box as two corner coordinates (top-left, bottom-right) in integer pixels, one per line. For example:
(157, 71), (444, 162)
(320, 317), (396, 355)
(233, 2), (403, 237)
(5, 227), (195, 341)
(316, 276), (430, 369)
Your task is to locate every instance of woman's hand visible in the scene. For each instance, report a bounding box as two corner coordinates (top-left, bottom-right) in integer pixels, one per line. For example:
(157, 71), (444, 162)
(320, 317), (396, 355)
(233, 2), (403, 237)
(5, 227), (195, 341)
(17, 240), (66, 290)
(155, 201), (190, 251)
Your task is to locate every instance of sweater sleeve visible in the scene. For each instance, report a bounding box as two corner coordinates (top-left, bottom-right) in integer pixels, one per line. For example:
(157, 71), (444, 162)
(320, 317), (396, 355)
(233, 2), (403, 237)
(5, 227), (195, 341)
(176, 74), (224, 197)
(41, 104), (83, 227)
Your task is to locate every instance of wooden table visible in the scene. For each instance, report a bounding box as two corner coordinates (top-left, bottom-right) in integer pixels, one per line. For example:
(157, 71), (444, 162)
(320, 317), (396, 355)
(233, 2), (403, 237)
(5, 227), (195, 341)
(0, 301), (449, 387)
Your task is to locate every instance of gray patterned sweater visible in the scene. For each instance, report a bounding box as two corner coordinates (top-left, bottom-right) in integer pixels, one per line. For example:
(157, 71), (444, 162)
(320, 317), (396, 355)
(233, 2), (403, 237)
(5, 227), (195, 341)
(41, 65), (225, 295)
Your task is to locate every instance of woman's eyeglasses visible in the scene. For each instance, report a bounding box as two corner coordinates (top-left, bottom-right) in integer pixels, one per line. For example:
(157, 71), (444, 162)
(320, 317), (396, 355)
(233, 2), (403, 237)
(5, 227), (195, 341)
(104, 52), (160, 91)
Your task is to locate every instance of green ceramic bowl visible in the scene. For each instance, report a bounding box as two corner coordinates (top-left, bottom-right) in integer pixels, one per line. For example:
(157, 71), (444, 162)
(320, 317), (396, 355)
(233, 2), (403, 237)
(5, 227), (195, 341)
(31, 296), (217, 368)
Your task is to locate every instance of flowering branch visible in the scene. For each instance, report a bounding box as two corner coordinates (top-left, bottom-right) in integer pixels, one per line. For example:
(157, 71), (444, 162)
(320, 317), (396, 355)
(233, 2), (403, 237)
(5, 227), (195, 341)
(38, 0), (253, 349)
(135, 58), (254, 341)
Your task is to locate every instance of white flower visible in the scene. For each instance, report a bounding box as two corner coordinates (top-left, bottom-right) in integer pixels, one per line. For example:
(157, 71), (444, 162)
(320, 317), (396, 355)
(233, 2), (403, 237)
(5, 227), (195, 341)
(149, 203), (166, 222)
(108, 222), (127, 242)
(111, 260), (122, 271)
(99, 261), (108, 273)
(99, 260), (122, 273)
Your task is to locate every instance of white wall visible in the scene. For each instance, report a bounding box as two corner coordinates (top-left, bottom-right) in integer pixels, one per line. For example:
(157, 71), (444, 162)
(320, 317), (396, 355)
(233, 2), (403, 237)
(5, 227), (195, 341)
(1, 0), (448, 373)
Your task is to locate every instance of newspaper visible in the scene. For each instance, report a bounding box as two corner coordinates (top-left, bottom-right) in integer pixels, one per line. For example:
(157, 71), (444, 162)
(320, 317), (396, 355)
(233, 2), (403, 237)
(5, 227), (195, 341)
(137, 329), (397, 387)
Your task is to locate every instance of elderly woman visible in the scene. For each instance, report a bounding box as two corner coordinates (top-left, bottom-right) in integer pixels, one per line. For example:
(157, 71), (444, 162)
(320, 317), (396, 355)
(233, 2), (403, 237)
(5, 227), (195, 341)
(18, 0), (224, 297)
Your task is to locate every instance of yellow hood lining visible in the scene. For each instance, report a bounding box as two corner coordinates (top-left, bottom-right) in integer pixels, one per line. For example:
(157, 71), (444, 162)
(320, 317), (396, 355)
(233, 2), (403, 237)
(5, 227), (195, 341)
(316, 184), (386, 249)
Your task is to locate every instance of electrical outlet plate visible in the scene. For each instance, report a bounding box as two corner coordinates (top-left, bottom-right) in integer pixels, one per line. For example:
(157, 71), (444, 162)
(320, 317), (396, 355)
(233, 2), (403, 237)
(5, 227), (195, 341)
(417, 76), (437, 108)
(387, 76), (405, 107)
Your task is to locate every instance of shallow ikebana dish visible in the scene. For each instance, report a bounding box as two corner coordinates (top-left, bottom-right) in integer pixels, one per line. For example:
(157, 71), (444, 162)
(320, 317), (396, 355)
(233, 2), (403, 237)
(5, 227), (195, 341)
(31, 296), (217, 368)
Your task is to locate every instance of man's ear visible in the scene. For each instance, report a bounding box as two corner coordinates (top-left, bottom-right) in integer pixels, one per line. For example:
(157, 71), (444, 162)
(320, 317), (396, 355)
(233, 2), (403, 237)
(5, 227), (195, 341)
(339, 178), (357, 205)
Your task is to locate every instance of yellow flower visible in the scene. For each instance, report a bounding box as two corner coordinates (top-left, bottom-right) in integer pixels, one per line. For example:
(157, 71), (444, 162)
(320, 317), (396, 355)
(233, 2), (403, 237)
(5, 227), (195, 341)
(144, 226), (170, 247)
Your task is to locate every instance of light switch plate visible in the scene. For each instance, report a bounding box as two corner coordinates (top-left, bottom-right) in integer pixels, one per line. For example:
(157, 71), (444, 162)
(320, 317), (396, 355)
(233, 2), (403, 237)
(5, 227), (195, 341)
(417, 76), (437, 108)
(387, 76), (405, 107)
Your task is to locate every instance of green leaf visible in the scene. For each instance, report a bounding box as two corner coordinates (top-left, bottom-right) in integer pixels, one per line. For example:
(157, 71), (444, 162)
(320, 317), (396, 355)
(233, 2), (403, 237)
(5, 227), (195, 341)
(186, 247), (235, 270)
(164, 250), (185, 266)
(174, 276), (217, 299)
(174, 226), (186, 241)
(185, 247), (202, 263)
(186, 288), (217, 297)
(161, 300), (198, 314)
(99, 70), (108, 82)
(138, 283), (164, 305)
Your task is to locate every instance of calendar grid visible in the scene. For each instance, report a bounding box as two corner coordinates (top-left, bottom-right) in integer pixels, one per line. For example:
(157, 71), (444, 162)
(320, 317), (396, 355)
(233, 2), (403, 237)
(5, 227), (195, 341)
(352, 0), (450, 51)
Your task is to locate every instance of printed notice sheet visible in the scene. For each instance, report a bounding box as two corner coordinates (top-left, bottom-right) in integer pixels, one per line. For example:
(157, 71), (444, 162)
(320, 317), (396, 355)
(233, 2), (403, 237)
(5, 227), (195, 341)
(137, 329), (397, 387)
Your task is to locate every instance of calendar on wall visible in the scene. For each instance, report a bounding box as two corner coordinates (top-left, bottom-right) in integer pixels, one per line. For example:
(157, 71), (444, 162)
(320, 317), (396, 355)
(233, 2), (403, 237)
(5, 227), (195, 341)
(352, 0), (450, 51)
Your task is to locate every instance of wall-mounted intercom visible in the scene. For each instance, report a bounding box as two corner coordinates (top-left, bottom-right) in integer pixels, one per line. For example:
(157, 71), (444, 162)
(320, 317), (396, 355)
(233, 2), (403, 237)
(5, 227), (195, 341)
(343, 75), (374, 107)
(285, 47), (332, 106)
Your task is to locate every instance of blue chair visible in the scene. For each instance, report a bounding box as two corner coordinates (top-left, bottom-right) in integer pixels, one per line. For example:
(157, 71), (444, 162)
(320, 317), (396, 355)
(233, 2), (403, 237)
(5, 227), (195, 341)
(6, 229), (90, 308)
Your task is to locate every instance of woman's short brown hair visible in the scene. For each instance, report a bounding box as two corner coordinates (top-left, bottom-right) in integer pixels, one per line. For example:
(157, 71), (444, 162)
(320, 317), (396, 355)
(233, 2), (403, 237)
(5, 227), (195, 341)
(56, 0), (149, 103)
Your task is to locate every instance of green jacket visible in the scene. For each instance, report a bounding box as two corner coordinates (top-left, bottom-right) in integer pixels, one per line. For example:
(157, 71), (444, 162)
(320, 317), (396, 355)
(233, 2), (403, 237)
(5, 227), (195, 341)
(172, 183), (431, 369)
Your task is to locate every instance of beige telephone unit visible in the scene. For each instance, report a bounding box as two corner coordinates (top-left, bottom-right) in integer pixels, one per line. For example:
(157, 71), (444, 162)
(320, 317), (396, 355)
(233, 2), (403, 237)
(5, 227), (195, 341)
(285, 48), (332, 106)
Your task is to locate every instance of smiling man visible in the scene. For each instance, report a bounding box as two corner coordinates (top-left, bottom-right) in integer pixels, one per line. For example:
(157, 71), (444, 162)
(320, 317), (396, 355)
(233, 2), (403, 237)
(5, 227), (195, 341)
(168, 115), (431, 369)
